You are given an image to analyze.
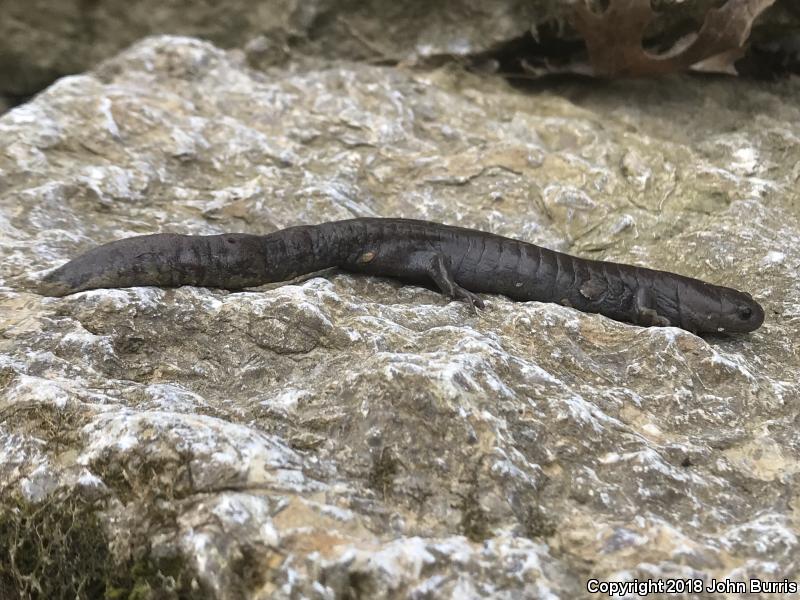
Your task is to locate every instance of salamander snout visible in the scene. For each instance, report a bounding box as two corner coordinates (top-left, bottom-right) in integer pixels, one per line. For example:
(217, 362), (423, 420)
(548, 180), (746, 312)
(717, 290), (764, 333)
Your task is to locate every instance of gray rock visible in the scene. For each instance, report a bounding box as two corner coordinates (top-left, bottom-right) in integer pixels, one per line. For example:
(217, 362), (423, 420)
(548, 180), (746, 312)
(0, 0), (538, 98)
(1, 35), (799, 598)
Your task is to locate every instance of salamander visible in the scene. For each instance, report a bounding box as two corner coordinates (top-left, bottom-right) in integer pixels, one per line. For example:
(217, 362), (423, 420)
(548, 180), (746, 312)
(38, 218), (765, 334)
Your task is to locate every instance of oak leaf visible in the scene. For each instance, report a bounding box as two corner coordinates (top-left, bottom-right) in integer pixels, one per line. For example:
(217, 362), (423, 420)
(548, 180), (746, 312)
(571, 0), (776, 77)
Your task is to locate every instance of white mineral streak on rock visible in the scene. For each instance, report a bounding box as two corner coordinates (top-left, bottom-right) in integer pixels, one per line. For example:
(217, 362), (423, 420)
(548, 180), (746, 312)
(76, 165), (146, 205)
(77, 468), (107, 490)
(0, 432), (49, 493)
(19, 462), (60, 502)
(141, 383), (211, 411)
(5, 373), (72, 408)
(731, 147), (758, 176)
(78, 411), (312, 492)
(264, 535), (562, 599)
(0, 35), (798, 599)
(762, 250), (785, 265)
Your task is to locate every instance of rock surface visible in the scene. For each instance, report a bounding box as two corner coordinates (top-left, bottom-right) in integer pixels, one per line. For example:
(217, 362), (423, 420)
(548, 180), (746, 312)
(1, 36), (799, 598)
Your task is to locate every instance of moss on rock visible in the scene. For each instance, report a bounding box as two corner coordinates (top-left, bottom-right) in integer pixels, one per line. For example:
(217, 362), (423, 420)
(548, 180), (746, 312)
(0, 488), (209, 600)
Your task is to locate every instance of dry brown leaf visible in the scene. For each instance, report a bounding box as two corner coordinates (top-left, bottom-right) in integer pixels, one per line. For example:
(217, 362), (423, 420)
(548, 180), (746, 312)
(571, 0), (776, 77)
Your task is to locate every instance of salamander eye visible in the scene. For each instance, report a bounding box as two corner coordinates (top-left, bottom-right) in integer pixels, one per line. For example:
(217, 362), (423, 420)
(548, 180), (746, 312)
(739, 307), (752, 320)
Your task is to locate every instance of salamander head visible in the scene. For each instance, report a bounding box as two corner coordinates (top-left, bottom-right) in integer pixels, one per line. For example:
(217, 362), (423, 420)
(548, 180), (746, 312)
(715, 289), (764, 333)
(668, 283), (764, 334)
(685, 287), (764, 334)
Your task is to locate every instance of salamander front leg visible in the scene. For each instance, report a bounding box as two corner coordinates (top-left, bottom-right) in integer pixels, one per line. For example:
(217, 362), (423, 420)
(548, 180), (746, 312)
(427, 253), (485, 311)
(634, 286), (671, 327)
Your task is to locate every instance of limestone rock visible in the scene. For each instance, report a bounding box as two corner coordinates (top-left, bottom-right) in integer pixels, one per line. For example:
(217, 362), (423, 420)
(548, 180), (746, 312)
(1, 36), (798, 598)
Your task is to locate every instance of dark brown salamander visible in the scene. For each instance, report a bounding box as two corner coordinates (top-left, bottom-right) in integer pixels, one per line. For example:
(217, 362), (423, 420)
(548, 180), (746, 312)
(38, 218), (764, 333)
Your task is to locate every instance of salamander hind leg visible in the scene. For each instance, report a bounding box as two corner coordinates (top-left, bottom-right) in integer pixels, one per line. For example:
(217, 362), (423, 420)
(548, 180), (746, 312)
(634, 286), (671, 327)
(425, 252), (485, 312)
